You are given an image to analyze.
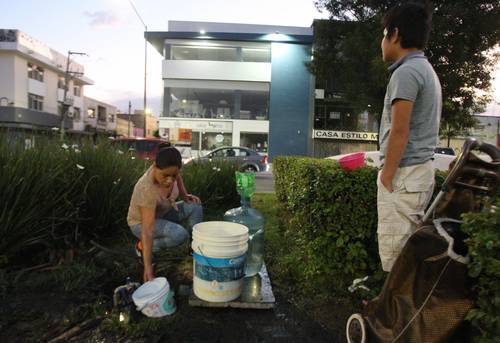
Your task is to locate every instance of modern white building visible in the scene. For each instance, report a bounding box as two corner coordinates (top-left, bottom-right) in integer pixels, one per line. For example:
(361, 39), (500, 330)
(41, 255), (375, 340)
(146, 21), (314, 158)
(0, 29), (116, 135)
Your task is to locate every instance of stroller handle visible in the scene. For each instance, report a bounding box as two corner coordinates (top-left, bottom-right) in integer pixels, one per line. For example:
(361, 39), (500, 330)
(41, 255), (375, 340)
(442, 138), (500, 192)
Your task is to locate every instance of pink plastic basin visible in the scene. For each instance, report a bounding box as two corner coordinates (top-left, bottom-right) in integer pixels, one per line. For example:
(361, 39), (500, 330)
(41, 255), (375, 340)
(339, 152), (365, 171)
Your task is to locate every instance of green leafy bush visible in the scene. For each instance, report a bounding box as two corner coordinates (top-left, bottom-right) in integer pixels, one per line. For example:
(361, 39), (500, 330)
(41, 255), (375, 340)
(273, 157), (451, 297)
(273, 156), (383, 296)
(462, 200), (500, 342)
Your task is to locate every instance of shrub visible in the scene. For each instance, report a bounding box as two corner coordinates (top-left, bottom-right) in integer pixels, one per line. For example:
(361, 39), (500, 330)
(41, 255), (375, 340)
(181, 160), (240, 214)
(462, 200), (500, 342)
(273, 157), (450, 298)
(273, 156), (383, 296)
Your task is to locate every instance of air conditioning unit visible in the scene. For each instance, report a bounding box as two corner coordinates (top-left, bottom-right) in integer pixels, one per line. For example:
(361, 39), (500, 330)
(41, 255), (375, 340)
(66, 111), (74, 118)
(63, 98), (74, 106)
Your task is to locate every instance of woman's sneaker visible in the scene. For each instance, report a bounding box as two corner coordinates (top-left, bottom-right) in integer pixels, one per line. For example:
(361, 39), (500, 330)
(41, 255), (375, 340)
(135, 241), (143, 258)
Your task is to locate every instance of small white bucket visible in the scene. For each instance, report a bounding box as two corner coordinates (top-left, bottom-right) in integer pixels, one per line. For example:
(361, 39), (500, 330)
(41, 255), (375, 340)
(192, 221), (249, 302)
(132, 277), (176, 317)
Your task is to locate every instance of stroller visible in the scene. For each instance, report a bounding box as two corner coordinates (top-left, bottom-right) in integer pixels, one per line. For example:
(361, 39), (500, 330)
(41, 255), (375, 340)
(346, 138), (500, 343)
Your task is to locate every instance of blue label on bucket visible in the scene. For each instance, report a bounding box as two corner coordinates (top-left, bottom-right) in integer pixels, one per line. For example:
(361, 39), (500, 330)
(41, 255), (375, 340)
(193, 253), (245, 282)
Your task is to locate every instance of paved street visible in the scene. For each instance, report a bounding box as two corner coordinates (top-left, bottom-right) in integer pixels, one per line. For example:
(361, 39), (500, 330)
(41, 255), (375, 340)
(255, 168), (275, 193)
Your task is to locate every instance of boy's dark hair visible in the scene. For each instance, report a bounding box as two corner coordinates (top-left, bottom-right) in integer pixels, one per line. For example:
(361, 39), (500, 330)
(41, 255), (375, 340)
(382, 2), (432, 49)
(156, 146), (182, 169)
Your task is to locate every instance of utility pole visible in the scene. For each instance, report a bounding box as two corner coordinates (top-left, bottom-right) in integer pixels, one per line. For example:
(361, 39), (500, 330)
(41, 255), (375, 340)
(128, 101), (132, 137)
(60, 50), (87, 141)
(143, 25), (147, 137)
(128, 0), (148, 137)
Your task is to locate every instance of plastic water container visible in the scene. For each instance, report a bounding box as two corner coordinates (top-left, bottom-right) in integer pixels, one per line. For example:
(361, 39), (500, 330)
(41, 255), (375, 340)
(224, 196), (265, 276)
(132, 277), (176, 317)
(192, 221), (249, 302)
(339, 152), (366, 171)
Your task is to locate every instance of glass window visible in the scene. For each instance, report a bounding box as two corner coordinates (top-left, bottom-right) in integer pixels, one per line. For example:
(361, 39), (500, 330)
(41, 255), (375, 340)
(240, 133), (268, 153)
(74, 86), (81, 97)
(27, 62), (44, 82)
(202, 132), (232, 151)
(242, 48), (271, 62)
(170, 88), (235, 119)
(73, 107), (81, 120)
(58, 77), (66, 89)
(87, 108), (96, 119)
(240, 90), (269, 120)
(171, 46), (238, 62)
(191, 131), (201, 150)
(97, 106), (106, 122)
(28, 93), (43, 111)
(169, 88), (269, 120)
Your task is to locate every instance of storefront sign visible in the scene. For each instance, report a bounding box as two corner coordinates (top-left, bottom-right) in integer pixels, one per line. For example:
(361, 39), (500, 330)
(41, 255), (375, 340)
(313, 130), (378, 141)
(160, 119), (233, 132)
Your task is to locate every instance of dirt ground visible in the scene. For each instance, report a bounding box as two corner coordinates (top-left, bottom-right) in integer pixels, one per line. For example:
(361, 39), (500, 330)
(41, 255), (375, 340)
(0, 243), (354, 343)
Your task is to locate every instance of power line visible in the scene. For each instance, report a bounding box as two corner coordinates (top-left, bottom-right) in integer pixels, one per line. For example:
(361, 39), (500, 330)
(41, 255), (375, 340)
(128, 0), (147, 29)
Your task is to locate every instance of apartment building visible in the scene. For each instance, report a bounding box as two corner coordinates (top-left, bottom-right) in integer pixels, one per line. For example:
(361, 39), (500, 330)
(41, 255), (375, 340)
(0, 29), (116, 135)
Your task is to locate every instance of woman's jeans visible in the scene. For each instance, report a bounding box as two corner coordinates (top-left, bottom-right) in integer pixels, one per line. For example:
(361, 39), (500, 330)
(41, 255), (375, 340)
(130, 201), (203, 251)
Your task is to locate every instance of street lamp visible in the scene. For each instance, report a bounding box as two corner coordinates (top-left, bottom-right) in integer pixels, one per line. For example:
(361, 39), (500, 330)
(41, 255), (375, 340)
(60, 50), (87, 140)
(128, 0), (148, 137)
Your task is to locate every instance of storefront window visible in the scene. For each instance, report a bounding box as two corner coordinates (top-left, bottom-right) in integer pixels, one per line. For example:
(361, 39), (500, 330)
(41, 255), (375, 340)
(170, 88), (234, 119)
(240, 133), (268, 153)
(171, 46), (238, 62)
(169, 88), (269, 120)
(241, 48), (271, 62)
(201, 132), (232, 151)
(240, 91), (268, 120)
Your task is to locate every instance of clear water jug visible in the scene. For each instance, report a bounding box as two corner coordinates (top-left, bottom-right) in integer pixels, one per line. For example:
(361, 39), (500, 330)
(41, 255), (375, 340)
(223, 172), (265, 276)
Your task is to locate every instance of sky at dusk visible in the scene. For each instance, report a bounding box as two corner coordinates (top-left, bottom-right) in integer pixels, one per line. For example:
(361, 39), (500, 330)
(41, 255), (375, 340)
(1, 0), (498, 116)
(0, 0), (328, 114)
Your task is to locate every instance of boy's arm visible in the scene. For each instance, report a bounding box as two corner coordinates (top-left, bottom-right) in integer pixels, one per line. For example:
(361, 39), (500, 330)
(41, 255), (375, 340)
(380, 99), (413, 192)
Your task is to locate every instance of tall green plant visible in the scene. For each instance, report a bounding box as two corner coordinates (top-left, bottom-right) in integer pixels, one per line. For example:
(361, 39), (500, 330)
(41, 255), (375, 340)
(462, 200), (500, 342)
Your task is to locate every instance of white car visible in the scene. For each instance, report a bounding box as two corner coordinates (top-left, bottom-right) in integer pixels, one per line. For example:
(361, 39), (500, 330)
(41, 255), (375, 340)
(326, 150), (456, 171)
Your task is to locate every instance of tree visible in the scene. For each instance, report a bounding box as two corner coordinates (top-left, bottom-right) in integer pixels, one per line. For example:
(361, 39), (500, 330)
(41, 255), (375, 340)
(311, 0), (500, 140)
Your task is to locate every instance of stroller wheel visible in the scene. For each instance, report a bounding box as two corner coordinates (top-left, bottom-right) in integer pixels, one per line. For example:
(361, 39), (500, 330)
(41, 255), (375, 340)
(346, 313), (366, 343)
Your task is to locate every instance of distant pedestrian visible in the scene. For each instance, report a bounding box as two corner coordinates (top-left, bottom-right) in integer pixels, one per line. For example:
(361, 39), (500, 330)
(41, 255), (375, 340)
(377, 2), (441, 272)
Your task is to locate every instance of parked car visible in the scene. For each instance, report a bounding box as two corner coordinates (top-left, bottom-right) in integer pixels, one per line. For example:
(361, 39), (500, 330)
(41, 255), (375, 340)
(325, 150), (456, 171)
(111, 137), (193, 163)
(111, 137), (166, 160)
(189, 146), (268, 172)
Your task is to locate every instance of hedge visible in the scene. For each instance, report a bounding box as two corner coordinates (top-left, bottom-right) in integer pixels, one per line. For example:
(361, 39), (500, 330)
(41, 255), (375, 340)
(274, 155), (498, 341)
(463, 200), (500, 342)
(273, 156), (383, 296)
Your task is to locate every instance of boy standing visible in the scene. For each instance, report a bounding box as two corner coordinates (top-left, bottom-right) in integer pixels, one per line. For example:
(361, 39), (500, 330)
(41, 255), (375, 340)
(377, 2), (441, 272)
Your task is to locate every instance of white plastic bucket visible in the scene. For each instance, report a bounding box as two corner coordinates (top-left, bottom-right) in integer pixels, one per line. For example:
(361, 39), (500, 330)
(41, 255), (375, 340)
(192, 221), (249, 302)
(132, 277), (176, 317)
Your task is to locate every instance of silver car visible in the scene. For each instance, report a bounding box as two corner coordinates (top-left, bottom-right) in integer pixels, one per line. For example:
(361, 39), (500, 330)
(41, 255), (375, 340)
(192, 146), (268, 172)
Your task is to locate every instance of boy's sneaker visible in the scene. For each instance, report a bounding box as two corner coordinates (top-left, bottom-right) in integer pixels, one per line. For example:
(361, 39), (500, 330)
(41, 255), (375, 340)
(135, 241), (143, 258)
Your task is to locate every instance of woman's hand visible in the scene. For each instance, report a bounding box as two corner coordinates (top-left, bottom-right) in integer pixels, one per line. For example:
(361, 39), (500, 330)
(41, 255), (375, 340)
(183, 194), (201, 204)
(144, 263), (154, 282)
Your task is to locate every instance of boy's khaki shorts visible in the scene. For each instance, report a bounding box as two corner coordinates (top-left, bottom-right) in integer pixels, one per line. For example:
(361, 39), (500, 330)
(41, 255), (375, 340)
(377, 160), (435, 272)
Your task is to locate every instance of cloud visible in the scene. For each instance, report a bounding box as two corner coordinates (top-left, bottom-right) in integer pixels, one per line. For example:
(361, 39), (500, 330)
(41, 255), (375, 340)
(84, 10), (122, 28)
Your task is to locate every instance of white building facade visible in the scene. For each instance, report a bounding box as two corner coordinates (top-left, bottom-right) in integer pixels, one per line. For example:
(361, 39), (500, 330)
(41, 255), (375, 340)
(0, 29), (116, 135)
(146, 21), (314, 158)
